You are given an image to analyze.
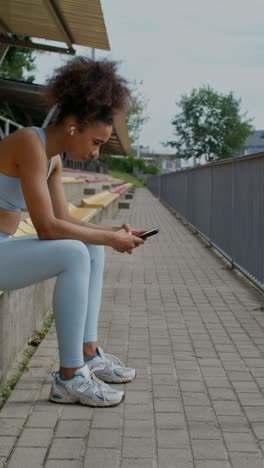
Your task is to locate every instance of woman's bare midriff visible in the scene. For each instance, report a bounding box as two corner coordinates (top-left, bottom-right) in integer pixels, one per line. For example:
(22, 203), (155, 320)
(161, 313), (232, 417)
(0, 208), (21, 235)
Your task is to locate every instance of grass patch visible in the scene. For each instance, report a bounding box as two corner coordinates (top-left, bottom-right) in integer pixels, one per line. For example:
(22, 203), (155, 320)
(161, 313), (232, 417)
(109, 170), (145, 188)
(28, 315), (53, 347)
(0, 313), (54, 409)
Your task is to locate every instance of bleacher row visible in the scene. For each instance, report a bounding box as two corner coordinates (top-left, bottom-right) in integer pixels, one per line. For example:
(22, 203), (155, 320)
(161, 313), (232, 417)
(0, 173), (134, 383)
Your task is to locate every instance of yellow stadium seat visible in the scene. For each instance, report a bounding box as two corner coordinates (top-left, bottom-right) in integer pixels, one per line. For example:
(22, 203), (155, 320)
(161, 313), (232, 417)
(82, 191), (119, 209)
(68, 203), (98, 222)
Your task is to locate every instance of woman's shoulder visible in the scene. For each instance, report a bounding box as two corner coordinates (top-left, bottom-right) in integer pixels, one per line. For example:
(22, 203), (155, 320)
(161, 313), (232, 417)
(13, 127), (43, 144)
(1, 127), (46, 154)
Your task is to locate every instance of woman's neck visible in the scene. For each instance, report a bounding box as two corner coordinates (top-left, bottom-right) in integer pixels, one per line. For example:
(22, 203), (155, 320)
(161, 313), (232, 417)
(42, 124), (67, 158)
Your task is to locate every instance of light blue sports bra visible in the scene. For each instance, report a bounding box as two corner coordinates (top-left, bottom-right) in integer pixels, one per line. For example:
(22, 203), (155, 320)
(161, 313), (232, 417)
(0, 127), (54, 212)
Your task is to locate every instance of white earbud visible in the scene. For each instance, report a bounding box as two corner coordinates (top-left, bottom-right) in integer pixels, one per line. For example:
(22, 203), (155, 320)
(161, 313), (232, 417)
(70, 126), (75, 136)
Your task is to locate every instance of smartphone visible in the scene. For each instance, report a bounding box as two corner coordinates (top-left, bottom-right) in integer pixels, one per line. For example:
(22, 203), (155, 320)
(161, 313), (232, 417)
(138, 227), (159, 239)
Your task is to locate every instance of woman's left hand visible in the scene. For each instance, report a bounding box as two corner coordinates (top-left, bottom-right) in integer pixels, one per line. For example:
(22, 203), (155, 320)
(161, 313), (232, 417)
(121, 223), (146, 238)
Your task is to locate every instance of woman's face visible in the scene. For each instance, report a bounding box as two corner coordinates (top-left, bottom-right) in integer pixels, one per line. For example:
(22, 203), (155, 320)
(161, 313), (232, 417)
(66, 120), (112, 161)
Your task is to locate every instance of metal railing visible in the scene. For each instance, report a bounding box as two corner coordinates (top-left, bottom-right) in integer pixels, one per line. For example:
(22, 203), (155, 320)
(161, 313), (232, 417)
(147, 153), (264, 291)
(0, 115), (22, 139)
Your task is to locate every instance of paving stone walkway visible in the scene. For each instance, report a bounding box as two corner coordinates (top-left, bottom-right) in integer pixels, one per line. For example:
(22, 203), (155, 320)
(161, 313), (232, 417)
(1, 188), (264, 468)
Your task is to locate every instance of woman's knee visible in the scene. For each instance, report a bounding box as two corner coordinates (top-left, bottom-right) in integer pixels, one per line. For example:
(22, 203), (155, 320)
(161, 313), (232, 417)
(86, 244), (105, 264)
(58, 239), (91, 271)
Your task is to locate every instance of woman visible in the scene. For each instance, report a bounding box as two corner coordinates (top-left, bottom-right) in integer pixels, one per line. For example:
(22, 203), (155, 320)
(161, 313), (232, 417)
(0, 57), (144, 407)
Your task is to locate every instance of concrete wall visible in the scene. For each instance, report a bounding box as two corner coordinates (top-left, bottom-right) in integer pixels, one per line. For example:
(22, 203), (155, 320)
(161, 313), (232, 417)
(0, 279), (55, 382)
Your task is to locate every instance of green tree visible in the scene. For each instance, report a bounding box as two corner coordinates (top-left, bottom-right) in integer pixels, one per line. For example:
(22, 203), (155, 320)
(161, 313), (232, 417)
(0, 35), (37, 83)
(126, 80), (149, 145)
(166, 86), (253, 161)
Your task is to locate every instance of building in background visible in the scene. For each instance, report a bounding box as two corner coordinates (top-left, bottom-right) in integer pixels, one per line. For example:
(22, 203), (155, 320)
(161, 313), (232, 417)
(242, 130), (264, 156)
(131, 145), (181, 172)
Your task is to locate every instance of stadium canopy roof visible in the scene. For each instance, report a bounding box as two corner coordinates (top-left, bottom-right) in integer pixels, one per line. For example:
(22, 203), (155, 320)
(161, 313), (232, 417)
(0, 0), (110, 55)
(0, 79), (132, 156)
(0, 1), (132, 155)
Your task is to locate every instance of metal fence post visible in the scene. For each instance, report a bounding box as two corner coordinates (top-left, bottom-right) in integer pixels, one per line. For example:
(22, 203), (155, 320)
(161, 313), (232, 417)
(231, 158), (235, 268)
(209, 165), (213, 246)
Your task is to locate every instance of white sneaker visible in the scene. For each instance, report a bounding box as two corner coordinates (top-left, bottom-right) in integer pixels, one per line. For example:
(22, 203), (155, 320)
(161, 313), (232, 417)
(85, 347), (136, 383)
(49, 365), (124, 407)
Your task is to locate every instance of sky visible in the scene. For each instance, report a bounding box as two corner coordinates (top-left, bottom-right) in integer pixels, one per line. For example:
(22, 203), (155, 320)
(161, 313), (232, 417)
(34, 0), (264, 154)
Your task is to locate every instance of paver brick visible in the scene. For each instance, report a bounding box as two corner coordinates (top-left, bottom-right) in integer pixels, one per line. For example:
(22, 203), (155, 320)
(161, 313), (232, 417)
(17, 427), (53, 447)
(124, 420), (153, 438)
(229, 452), (264, 468)
(125, 390), (151, 404)
(213, 401), (243, 416)
(121, 459), (153, 468)
(26, 411), (59, 428)
(185, 406), (216, 422)
(0, 403), (31, 419)
(124, 404), (153, 420)
(154, 397), (182, 413)
(48, 439), (85, 460)
(156, 412), (185, 430)
(158, 448), (193, 468)
(0, 436), (16, 457)
(88, 429), (121, 448)
(61, 407), (93, 420)
(83, 448), (120, 468)
(217, 415), (250, 433)
(91, 412), (122, 429)
(55, 420), (90, 438)
(195, 461), (231, 468)
(223, 431), (260, 452)
(8, 447), (47, 468)
(0, 419), (24, 436)
(122, 437), (154, 458)
(45, 461), (80, 468)
(192, 439), (228, 460)
(188, 421), (221, 440)
(157, 429), (189, 448)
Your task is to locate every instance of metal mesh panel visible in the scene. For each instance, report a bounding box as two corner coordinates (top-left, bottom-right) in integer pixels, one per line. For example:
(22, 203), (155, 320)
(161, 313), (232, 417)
(187, 168), (211, 239)
(211, 164), (233, 258)
(233, 157), (264, 287)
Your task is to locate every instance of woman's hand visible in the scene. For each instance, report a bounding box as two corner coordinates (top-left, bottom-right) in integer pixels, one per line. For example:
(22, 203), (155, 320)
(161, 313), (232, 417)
(121, 223), (146, 238)
(110, 228), (144, 254)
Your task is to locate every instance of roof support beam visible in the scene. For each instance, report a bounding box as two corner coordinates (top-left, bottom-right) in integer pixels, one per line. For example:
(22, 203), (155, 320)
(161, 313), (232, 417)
(44, 0), (75, 48)
(0, 44), (9, 65)
(0, 18), (11, 34)
(0, 36), (75, 55)
(42, 104), (57, 128)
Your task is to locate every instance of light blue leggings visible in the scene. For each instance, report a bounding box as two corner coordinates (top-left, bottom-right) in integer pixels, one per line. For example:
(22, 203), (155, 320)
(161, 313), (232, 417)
(0, 233), (104, 367)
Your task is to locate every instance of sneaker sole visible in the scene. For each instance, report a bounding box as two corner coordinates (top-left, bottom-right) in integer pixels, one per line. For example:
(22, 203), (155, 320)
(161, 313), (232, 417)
(48, 390), (125, 407)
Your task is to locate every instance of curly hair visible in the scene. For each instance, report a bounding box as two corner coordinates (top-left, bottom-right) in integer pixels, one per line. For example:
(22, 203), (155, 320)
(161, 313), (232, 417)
(45, 57), (130, 126)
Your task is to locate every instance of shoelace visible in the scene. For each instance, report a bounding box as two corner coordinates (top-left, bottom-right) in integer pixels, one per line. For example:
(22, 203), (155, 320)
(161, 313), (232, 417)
(103, 352), (126, 368)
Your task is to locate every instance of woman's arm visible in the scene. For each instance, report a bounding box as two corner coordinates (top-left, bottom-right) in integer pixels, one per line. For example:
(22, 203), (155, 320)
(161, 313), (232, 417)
(48, 157), (142, 234)
(48, 156), (122, 232)
(19, 136), (143, 252)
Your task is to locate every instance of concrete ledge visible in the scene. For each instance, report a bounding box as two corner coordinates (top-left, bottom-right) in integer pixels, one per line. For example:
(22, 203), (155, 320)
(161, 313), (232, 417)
(0, 278), (55, 382)
(63, 181), (86, 206)
(82, 192), (120, 219)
